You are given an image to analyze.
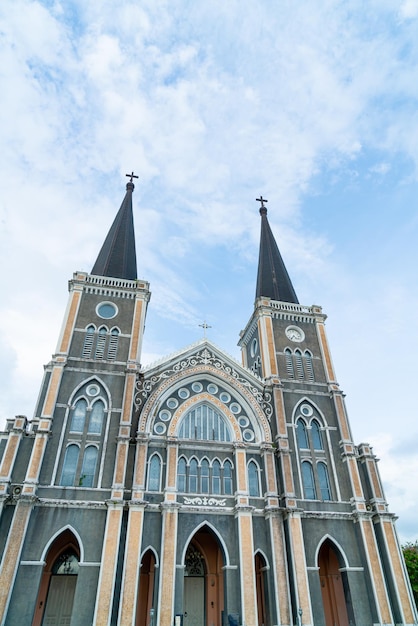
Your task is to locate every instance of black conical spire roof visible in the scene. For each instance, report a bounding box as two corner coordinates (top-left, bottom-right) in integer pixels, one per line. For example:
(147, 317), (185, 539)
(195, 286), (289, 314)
(255, 199), (299, 303)
(91, 179), (137, 280)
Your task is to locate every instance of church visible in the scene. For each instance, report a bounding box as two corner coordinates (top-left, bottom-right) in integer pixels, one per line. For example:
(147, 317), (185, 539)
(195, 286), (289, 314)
(0, 177), (416, 626)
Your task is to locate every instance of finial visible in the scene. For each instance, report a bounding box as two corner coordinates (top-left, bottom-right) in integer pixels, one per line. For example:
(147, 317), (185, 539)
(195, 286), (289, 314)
(199, 321), (212, 338)
(125, 171), (139, 190)
(256, 195), (268, 215)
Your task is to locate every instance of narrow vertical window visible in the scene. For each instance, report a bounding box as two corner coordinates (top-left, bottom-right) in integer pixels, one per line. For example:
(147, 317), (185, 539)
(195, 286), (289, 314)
(80, 446), (98, 487)
(285, 348), (295, 378)
(223, 460), (233, 495)
(295, 350), (304, 379)
(107, 328), (119, 360)
(248, 460), (260, 497)
(212, 460), (221, 494)
(95, 327), (107, 360)
(148, 454), (161, 492)
(318, 462), (331, 500)
(177, 457), (187, 492)
(201, 459), (210, 493)
(70, 399), (87, 433)
(189, 458), (198, 493)
(88, 400), (105, 434)
(304, 350), (314, 381)
(82, 325), (95, 358)
(296, 419), (308, 449)
(60, 444), (80, 486)
(302, 461), (316, 499)
(311, 420), (323, 450)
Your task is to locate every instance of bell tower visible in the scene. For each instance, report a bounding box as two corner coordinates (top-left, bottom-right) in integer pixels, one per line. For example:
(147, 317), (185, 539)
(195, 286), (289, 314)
(238, 198), (417, 626)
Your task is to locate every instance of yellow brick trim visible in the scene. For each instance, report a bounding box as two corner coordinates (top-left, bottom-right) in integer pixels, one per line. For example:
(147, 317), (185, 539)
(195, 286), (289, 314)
(289, 516), (312, 623)
(348, 457), (363, 499)
(26, 435), (48, 482)
(95, 507), (123, 625)
(42, 366), (64, 418)
(59, 290), (81, 354)
(133, 441), (148, 488)
(367, 459), (383, 499)
(361, 519), (392, 623)
(159, 509), (178, 626)
(265, 316), (278, 376)
(236, 449), (247, 492)
(282, 454), (295, 494)
(0, 502), (32, 620)
(237, 514), (257, 625)
(119, 507), (145, 624)
(122, 374), (136, 423)
(264, 450), (276, 493)
(382, 521), (415, 623)
(166, 445), (178, 490)
(269, 515), (291, 625)
(334, 394), (350, 441)
(273, 388), (287, 436)
(113, 441), (128, 486)
(129, 300), (144, 361)
(0, 434), (20, 479)
(317, 323), (336, 382)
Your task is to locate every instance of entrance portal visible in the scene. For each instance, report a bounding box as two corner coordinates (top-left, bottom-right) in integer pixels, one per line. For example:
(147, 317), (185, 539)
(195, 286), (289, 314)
(318, 540), (350, 626)
(183, 526), (225, 626)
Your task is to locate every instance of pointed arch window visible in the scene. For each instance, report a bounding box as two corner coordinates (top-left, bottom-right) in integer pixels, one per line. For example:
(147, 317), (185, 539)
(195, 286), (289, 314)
(70, 399), (87, 433)
(177, 457), (187, 492)
(295, 350), (304, 379)
(302, 461), (316, 499)
(178, 404), (231, 442)
(304, 350), (314, 381)
(223, 460), (233, 495)
(201, 459), (210, 493)
(248, 460), (261, 497)
(60, 444), (80, 486)
(148, 454), (162, 491)
(189, 458), (199, 493)
(88, 400), (105, 434)
(80, 446), (98, 487)
(212, 460), (221, 494)
(311, 419), (323, 450)
(318, 462), (331, 500)
(296, 419), (309, 449)
(82, 325), (95, 358)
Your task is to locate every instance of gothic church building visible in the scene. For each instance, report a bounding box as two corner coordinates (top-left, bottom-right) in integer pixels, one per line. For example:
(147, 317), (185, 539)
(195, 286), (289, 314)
(0, 179), (416, 626)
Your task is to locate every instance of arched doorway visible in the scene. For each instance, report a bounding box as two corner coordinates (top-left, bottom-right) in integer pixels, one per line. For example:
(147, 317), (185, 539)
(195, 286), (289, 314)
(136, 549), (157, 626)
(255, 552), (270, 626)
(32, 529), (80, 626)
(318, 540), (350, 626)
(183, 526), (225, 626)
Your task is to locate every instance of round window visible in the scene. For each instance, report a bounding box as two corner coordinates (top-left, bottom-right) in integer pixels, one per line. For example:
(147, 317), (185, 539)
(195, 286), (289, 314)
(192, 382), (203, 393)
(86, 384), (100, 397)
(207, 383), (218, 395)
(220, 392), (231, 403)
(230, 402), (241, 414)
(167, 398), (179, 409)
(159, 410), (171, 422)
(238, 416), (249, 428)
(250, 338), (258, 358)
(300, 404), (313, 417)
(96, 302), (118, 319)
(154, 422), (167, 435)
(243, 429), (255, 442)
(178, 388), (190, 399)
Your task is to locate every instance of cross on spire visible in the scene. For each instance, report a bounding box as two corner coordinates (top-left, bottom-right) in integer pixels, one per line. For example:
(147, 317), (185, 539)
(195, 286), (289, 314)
(199, 321), (212, 338)
(256, 195), (268, 209)
(126, 171), (139, 183)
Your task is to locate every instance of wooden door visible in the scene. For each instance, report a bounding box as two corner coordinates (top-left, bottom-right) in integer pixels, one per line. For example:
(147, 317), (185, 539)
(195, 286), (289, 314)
(42, 576), (77, 626)
(184, 577), (205, 626)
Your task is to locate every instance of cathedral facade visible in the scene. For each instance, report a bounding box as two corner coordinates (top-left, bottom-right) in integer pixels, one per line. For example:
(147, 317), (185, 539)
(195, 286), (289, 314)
(0, 180), (416, 626)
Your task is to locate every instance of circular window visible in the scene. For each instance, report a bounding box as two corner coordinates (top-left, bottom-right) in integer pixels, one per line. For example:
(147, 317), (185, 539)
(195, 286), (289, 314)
(159, 410), (171, 422)
(220, 392), (230, 403)
(178, 388), (190, 399)
(154, 422), (167, 435)
(243, 429), (255, 442)
(300, 404), (313, 417)
(86, 384), (100, 397)
(207, 383), (218, 395)
(192, 382), (203, 393)
(96, 302), (118, 319)
(238, 416), (249, 428)
(250, 337), (258, 357)
(167, 398), (178, 409)
(230, 402), (241, 414)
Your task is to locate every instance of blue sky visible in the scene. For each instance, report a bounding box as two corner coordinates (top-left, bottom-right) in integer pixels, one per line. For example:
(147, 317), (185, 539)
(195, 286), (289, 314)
(1, 0), (418, 541)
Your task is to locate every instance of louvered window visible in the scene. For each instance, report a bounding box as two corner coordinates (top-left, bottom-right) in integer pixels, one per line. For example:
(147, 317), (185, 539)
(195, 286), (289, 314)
(95, 327), (107, 359)
(285, 349), (294, 378)
(295, 350), (304, 379)
(107, 328), (119, 360)
(304, 351), (314, 381)
(82, 325), (95, 358)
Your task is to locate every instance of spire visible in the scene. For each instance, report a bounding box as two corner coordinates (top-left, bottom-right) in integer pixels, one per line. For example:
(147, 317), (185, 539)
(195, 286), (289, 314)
(91, 174), (138, 280)
(255, 196), (299, 303)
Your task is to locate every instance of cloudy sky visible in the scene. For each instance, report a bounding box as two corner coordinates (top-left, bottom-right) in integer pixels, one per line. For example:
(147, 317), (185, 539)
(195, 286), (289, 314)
(1, 0), (418, 541)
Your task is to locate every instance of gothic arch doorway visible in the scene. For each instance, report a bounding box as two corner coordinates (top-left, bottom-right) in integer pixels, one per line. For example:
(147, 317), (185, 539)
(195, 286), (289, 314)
(32, 529), (80, 626)
(136, 549), (157, 626)
(318, 540), (350, 626)
(255, 552), (270, 626)
(183, 526), (225, 626)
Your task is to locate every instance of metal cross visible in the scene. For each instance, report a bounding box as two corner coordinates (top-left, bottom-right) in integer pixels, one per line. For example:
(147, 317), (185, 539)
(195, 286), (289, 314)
(199, 321), (212, 338)
(256, 195), (268, 208)
(126, 171), (139, 183)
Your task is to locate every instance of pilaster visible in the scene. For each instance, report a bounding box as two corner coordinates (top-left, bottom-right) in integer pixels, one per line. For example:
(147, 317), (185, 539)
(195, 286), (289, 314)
(118, 502), (147, 624)
(158, 502), (180, 626)
(286, 511), (313, 626)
